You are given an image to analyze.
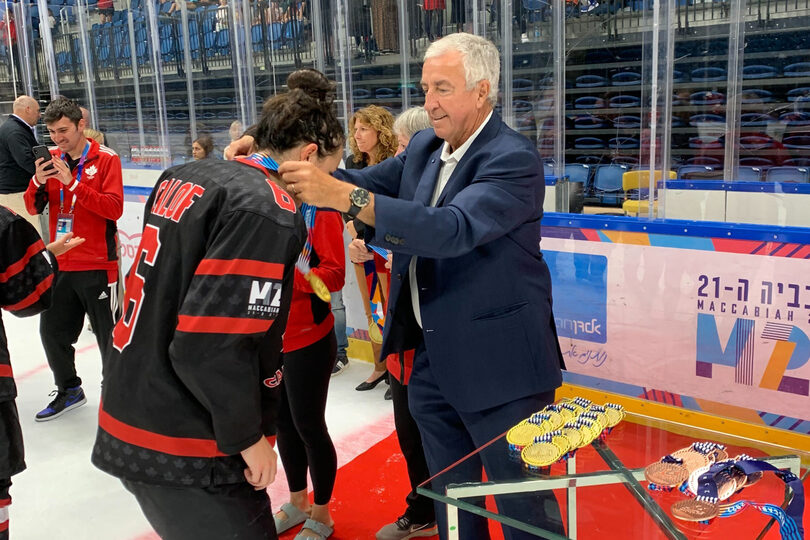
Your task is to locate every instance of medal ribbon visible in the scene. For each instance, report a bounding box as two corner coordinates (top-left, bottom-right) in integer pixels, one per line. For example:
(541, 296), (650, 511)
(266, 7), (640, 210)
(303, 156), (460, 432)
(696, 457), (804, 540)
(364, 258), (386, 337)
(59, 141), (91, 213)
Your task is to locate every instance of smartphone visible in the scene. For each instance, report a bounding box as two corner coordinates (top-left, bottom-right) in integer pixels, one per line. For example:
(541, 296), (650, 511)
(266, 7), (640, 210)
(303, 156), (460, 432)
(32, 145), (55, 172)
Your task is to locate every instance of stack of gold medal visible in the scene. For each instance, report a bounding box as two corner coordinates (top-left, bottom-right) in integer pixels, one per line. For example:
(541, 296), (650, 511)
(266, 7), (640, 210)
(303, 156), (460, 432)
(644, 443), (762, 523)
(506, 398), (625, 472)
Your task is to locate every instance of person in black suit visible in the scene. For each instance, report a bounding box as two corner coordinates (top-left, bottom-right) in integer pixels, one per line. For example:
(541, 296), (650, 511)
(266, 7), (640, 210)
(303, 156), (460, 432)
(0, 95), (41, 235)
(275, 33), (566, 540)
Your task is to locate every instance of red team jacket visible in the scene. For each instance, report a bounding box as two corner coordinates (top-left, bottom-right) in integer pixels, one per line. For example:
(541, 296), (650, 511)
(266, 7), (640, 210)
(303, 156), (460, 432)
(24, 139), (123, 277)
(92, 158), (305, 488)
(282, 208), (345, 353)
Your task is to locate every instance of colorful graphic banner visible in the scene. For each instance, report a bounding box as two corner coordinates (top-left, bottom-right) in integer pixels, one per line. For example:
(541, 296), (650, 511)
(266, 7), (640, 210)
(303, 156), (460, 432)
(543, 221), (810, 434)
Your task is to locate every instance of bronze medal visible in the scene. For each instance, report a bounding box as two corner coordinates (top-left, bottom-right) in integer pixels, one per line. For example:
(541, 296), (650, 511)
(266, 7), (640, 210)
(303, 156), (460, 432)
(671, 499), (720, 522)
(672, 448), (710, 473)
(644, 462), (690, 487)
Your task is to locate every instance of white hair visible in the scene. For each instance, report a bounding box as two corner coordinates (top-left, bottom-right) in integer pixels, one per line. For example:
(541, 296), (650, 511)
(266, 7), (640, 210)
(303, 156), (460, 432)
(393, 107), (432, 139)
(424, 33), (500, 106)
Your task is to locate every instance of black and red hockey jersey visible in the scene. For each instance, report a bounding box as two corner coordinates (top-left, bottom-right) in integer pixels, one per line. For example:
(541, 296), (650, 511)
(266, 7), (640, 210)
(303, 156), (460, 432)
(0, 206), (58, 478)
(92, 158), (306, 488)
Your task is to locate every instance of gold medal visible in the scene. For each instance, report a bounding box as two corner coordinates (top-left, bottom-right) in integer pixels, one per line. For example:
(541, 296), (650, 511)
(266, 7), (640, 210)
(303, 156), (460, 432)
(644, 462), (690, 488)
(506, 422), (545, 450)
(305, 272), (332, 303)
(521, 441), (563, 468)
(604, 404), (625, 427)
(671, 499), (719, 522)
(368, 323), (384, 344)
(543, 409), (564, 430)
(560, 425), (583, 449)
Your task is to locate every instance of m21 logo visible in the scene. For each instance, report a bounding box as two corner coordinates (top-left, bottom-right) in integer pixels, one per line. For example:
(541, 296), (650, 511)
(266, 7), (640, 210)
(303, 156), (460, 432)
(545, 251), (608, 344)
(696, 314), (810, 396)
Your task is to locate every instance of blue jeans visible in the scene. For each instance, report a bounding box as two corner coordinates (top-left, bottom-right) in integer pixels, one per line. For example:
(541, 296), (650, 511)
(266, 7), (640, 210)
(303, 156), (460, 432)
(330, 290), (348, 357)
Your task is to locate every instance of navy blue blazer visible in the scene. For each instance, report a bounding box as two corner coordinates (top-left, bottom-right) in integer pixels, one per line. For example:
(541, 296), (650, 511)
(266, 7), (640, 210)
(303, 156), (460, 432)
(335, 112), (564, 412)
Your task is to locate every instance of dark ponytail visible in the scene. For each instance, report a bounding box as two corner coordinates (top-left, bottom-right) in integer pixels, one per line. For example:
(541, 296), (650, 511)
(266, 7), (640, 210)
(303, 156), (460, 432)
(254, 69), (345, 158)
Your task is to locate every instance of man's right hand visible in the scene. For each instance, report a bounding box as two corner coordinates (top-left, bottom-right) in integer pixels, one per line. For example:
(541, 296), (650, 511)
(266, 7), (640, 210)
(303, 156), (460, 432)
(34, 157), (60, 184)
(240, 436), (277, 490)
(46, 232), (85, 256)
(224, 134), (256, 160)
(348, 238), (374, 265)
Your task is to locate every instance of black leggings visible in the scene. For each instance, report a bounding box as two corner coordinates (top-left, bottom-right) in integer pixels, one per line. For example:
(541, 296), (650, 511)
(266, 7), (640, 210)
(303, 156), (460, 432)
(276, 331), (337, 506)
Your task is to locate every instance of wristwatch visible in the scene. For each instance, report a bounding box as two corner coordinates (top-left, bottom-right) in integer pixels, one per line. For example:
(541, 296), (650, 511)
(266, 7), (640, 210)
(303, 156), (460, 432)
(347, 187), (370, 218)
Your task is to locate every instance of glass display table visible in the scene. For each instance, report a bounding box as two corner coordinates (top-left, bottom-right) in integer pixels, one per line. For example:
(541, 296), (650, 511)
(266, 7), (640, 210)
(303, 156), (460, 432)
(417, 411), (808, 539)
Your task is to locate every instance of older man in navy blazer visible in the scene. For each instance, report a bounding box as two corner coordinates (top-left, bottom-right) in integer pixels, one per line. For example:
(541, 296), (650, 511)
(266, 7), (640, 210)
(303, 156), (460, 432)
(277, 34), (565, 539)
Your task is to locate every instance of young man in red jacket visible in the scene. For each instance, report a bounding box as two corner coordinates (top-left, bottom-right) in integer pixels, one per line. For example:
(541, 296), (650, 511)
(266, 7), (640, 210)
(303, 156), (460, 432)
(24, 96), (123, 422)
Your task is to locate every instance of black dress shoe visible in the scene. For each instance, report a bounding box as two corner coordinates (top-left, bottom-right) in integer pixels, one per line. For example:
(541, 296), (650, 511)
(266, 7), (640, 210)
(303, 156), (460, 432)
(355, 371), (388, 391)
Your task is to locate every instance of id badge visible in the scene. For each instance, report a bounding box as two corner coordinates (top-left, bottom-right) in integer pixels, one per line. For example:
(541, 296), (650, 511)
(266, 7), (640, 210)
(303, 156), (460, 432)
(55, 213), (74, 242)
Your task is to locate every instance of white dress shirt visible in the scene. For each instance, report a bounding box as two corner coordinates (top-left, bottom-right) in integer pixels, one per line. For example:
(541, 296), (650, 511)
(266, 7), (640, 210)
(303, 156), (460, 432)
(409, 111), (493, 328)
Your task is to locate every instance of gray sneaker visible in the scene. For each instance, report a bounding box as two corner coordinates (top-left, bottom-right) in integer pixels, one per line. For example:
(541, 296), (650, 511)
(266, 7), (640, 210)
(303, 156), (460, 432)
(331, 355), (349, 376)
(375, 515), (437, 540)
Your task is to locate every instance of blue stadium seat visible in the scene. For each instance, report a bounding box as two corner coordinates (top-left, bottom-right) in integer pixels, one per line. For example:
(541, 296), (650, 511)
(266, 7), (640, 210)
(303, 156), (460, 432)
(565, 163), (591, 185)
(742, 65), (777, 79)
(574, 96), (605, 109)
(672, 70), (687, 83)
(678, 165), (715, 179)
(739, 135), (773, 150)
(612, 115), (641, 129)
(574, 137), (605, 149)
(352, 88), (371, 99)
(739, 157), (774, 168)
(740, 113), (774, 126)
(736, 166), (762, 182)
(575, 74), (608, 88)
(689, 136), (723, 149)
(612, 156), (639, 167)
(611, 71), (641, 86)
(787, 88), (810, 102)
(780, 111), (810, 126)
(784, 158), (810, 167)
(691, 67), (726, 82)
(766, 166), (810, 183)
(513, 78), (533, 92)
(784, 62), (810, 77)
(690, 91), (725, 105)
(592, 164), (629, 205)
(689, 113), (724, 126)
(608, 95), (640, 108)
(573, 115), (605, 129)
(375, 87), (396, 99)
(608, 137), (639, 149)
(740, 89), (772, 104)
(576, 155), (603, 165)
(784, 135), (810, 149)
(686, 156), (721, 166)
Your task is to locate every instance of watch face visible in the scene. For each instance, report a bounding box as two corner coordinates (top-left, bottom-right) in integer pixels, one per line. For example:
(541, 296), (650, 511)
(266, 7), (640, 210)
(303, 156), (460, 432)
(351, 188), (370, 207)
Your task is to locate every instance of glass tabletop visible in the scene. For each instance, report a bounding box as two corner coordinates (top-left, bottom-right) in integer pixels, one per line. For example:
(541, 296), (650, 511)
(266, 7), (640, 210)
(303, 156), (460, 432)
(417, 411), (809, 539)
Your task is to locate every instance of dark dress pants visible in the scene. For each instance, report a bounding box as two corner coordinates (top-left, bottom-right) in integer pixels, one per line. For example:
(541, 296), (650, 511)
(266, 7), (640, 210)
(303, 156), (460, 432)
(408, 343), (565, 540)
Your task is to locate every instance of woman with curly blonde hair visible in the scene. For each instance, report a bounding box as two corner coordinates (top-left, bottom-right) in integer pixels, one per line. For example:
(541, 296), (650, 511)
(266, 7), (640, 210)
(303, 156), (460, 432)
(342, 105), (397, 394)
(346, 105), (397, 167)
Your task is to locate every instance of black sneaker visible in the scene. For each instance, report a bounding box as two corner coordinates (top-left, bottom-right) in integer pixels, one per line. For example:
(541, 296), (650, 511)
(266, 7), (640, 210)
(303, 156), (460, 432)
(375, 514), (437, 540)
(331, 355), (349, 376)
(35, 386), (87, 422)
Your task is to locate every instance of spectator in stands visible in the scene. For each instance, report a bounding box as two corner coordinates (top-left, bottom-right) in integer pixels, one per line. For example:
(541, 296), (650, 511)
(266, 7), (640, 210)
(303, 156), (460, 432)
(216, 0), (230, 30)
(24, 97), (124, 422)
(0, 13), (22, 86)
(97, 0), (114, 23)
(192, 135), (214, 160)
(345, 105), (397, 392)
(423, 0), (445, 41)
(0, 210), (83, 540)
(0, 95), (42, 235)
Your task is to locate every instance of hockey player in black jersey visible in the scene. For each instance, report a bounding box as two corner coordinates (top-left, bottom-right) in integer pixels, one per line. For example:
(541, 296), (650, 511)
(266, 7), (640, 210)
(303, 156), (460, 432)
(92, 69), (345, 540)
(0, 206), (83, 539)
